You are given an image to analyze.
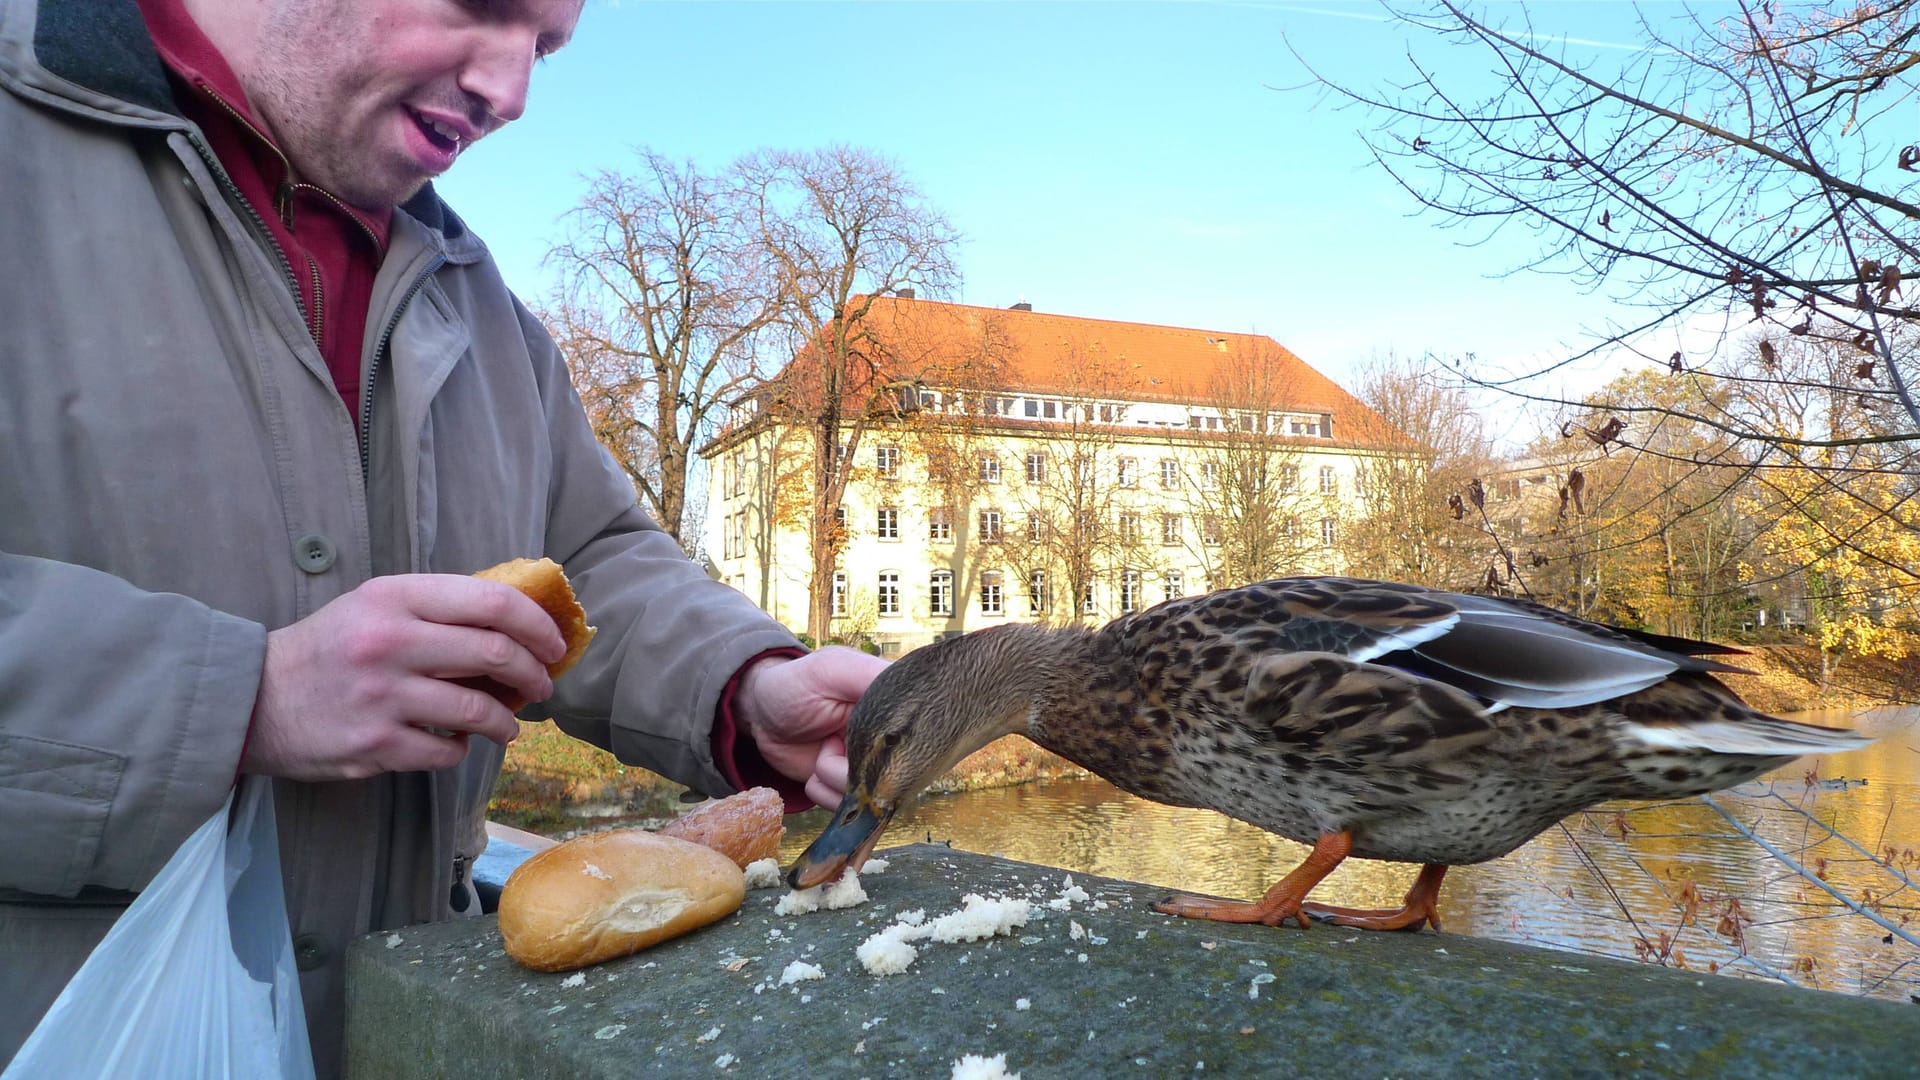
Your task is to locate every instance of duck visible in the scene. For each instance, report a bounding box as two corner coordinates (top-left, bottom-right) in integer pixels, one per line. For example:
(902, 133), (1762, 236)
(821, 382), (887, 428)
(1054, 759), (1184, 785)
(787, 576), (1872, 931)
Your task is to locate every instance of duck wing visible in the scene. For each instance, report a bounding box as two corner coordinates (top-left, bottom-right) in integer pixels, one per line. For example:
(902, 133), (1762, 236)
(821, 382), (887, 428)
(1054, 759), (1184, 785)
(1140, 577), (1739, 713)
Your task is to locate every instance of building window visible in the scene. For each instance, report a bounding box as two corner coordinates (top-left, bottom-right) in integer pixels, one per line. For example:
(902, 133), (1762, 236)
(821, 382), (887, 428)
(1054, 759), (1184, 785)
(1076, 456), (1095, 485)
(1119, 512), (1141, 542)
(875, 445), (901, 480)
(1202, 515), (1222, 546)
(1200, 461), (1219, 490)
(1027, 515), (1045, 543)
(1116, 457), (1138, 487)
(930, 571), (954, 617)
(1279, 464), (1300, 493)
(980, 454), (1001, 483)
(876, 507), (899, 541)
(1120, 570), (1142, 614)
(1025, 452), (1047, 483)
(1159, 458), (1180, 489)
(1319, 466), (1338, 495)
(980, 571), (1004, 616)
(831, 571), (847, 617)
(1320, 517), (1338, 546)
(980, 509), (1003, 543)
(1291, 417), (1320, 437)
(1161, 514), (1182, 546)
(877, 571), (900, 616)
(1081, 580), (1097, 615)
(1028, 569), (1050, 615)
(1164, 570), (1184, 602)
(929, 507), (952, 542)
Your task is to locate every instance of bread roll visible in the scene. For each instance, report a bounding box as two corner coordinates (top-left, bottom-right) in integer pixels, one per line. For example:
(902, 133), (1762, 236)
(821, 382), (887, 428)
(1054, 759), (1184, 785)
(498, 829), (746, 972)
(659, 787), (786, 868)
(472, 557), (596, 710)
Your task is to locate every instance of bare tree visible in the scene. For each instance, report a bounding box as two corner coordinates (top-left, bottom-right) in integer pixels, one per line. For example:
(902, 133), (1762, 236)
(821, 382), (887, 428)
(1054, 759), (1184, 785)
(541, 150), (779, 546)
(1301, 0), (1920, 641)
(1177, 337), (1325, 586)
(999, 337), (1155, 624)
(742, 146), (964, 642)
(1345, 352), (1496, 588)
(1303, 1), (1917, 442)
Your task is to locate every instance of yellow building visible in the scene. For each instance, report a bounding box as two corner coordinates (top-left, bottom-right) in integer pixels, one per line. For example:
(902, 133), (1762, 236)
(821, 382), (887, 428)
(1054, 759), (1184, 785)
(702, 297), (1412, 654)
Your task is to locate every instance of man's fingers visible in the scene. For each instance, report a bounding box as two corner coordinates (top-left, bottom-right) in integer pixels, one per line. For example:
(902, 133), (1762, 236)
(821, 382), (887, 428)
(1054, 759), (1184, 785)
(813, 734), (848, 791)
(383, 575), (569, 664)
(393, 678), (523, 747)
(389, 621), (555, 706)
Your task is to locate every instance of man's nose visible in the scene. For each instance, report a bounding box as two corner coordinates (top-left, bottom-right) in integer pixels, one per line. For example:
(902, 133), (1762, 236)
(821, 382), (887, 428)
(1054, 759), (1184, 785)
(459, 33), (537, 127)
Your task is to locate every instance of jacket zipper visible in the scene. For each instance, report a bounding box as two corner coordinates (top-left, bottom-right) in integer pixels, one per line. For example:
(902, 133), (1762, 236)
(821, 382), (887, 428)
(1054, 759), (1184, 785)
(361, 257), (446, 481)
(304, 254), (325, 348)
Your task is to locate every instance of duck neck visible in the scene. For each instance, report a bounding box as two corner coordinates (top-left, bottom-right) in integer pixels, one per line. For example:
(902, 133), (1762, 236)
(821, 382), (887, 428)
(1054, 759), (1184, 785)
(962, 620), (1103, 742)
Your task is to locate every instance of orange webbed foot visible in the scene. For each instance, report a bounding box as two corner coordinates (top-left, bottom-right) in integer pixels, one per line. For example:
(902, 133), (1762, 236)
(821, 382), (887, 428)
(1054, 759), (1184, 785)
(1152, 831), (1354, 931)
(1302, 863), (1447, 932)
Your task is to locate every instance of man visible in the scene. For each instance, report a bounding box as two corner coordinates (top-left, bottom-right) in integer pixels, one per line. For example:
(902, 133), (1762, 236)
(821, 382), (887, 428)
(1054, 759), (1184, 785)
(0, 0), (885, 1073)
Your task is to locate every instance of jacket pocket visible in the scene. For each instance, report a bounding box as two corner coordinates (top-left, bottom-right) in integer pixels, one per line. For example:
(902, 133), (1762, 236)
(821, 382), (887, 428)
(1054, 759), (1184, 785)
(0, 734), (125, 897)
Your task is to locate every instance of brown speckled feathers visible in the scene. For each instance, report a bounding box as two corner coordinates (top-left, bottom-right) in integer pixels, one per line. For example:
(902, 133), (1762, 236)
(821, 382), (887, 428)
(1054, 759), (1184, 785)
(849, 577), (1871, 868)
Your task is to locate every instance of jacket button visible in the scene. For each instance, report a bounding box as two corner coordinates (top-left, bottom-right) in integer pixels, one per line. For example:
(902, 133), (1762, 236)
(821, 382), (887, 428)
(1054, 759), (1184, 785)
(293, 533), (336, 574)
(293, 933), (328, 971)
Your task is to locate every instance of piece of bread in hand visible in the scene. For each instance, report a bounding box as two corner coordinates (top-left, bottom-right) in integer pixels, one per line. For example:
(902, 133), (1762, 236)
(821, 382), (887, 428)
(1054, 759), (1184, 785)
(498, 829), (746, 972)
(659, 787), (786, 868)
(472, 557), (596, 709)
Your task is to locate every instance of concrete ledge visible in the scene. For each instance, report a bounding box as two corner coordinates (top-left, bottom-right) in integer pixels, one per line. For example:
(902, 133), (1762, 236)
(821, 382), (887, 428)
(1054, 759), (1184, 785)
(349, 844), (1918, 1078)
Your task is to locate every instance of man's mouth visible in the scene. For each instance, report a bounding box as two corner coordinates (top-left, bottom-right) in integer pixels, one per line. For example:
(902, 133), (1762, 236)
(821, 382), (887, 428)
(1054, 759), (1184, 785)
(407, 107), (466, 155)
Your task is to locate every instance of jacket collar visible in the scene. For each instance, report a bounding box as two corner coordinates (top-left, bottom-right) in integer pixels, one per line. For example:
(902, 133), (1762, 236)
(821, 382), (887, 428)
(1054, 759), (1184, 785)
(6, 0), (481, 260)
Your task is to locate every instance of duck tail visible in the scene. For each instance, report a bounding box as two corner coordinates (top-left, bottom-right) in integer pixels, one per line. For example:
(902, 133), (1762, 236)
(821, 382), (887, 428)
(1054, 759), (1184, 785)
(1623, 716), (1875, 756)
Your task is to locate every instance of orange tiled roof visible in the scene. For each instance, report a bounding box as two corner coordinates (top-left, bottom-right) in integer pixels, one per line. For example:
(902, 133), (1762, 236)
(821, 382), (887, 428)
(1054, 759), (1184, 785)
(823, 296), (1405, 449)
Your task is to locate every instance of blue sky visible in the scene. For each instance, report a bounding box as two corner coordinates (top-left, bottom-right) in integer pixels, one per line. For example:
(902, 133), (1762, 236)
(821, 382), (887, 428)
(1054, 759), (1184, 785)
(439, 1), (1694, 398)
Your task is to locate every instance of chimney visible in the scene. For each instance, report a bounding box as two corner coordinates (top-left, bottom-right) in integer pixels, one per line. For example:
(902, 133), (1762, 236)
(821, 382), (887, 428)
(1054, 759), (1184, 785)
(895, 287), (915, 300)
(1009, 301), (1033, 312)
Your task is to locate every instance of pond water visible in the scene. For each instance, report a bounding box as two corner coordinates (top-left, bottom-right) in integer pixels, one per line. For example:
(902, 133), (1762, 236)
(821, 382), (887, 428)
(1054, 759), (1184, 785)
(777, 706), (1920, 1003)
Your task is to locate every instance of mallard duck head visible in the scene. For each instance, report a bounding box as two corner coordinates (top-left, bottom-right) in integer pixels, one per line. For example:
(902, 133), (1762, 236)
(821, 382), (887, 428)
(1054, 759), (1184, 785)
(785, 625), (1047, 889)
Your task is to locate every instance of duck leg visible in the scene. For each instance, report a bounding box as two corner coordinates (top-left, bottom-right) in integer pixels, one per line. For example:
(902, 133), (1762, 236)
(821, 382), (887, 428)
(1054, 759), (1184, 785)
(1301, 863), (1447, 932)
(1154, 831), (1353, 929)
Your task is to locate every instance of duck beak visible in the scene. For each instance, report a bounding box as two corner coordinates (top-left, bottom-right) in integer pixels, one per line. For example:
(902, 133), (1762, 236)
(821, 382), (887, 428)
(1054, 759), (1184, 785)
(785, 791), (892, 889)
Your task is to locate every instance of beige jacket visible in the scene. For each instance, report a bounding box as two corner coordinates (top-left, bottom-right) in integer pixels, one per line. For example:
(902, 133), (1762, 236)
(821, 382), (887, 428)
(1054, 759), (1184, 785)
(0, 0), (801, 1073)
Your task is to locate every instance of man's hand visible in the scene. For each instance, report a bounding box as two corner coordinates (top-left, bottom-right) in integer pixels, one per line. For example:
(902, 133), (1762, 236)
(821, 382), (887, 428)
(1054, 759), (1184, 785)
(734, 647), (888, 808)
(244, 575), (569, 781)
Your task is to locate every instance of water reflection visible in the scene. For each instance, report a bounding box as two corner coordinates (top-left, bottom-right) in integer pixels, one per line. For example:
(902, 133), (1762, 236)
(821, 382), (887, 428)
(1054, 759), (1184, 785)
(779, 706), (1919, 1003)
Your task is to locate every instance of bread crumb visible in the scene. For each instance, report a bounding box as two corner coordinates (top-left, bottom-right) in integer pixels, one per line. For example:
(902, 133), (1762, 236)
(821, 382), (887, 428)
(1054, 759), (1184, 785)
(774, 870), (868, 915)
(743, 859), (783, 890)
(697, 1025), (723, 1043)
(779, 961), (825, 985)
(1046, 875), (1091, 911)
(896, 909), (926, 926)
(560, 972), (586, 989)
(1014, 997), (1031, 1011)
(1069, 920), (1086, 941)
(856, 930), (919, 975)
(950, 1051), (1020, 1079)
(384, 933), (402, 949)
(1248, 973), (1276, 1000)
(714, 1053), (735, 1069)
(927, 895), (1031, 943)
(862, 857), (890, 874)
(581, 862), (613, 881)
(592, 1024), (625, 1040)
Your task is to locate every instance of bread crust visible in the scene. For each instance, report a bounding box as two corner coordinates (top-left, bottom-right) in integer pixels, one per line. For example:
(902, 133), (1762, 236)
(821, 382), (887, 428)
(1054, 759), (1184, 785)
(659, 787), (787, 868)
(472, 557), (596, 709)
(498, 829), (747, 972)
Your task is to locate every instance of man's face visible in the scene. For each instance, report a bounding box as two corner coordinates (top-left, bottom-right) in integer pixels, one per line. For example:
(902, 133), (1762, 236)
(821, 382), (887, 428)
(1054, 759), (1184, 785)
(245, 0), (583, 211)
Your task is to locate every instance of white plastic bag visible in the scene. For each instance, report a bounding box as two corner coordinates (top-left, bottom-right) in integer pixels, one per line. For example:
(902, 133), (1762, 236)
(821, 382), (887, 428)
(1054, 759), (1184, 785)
(3, 775), (315, 1079)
